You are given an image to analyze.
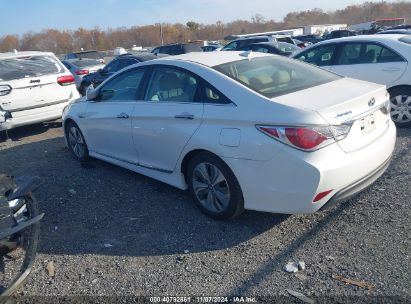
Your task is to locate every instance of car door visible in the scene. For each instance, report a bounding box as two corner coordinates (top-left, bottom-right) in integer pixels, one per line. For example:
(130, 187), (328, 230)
(131, 65), (204, 172)
(331, 42), (407, 86)
(293, 44), (338, 72)
(83, 67), (147, 164)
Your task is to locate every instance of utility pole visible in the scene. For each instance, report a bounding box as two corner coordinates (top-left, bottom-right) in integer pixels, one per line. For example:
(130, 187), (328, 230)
(160, 23), (164, 46)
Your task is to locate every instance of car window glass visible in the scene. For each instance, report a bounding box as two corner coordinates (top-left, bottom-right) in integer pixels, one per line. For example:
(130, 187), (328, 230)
(255, 47), (269, 53)
(203, 83), (231, 104)
(295, 44), (336, 66)
(145, 67), (199, 103)
(99, 68), (145, 101)
(338, 43), (362, 65)
(376, 45), (404, 63)
(103, 59), (121, 73)
(223, 41), (237, 50)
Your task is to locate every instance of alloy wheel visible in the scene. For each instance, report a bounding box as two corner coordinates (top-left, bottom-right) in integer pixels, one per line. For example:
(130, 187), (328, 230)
(390, 94), (411, 123)
(192, 162), (230, 213)
(68, 126), (85, 159)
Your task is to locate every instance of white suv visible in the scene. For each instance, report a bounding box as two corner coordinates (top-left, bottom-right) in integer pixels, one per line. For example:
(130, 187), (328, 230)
(0, 51), (80, 131)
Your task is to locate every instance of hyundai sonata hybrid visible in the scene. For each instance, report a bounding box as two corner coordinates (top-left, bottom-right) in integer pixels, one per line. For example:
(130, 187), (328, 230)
(62, 52), (396, 219)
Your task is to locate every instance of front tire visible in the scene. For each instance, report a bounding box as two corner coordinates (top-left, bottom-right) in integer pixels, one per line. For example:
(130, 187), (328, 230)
(187, 152), (244, 220)
(65, 121), (89, 162)
(389, 87), (411, 127)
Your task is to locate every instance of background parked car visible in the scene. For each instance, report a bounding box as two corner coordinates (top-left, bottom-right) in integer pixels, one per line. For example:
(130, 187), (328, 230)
(79, 53), (158, 95)
(377, 29), (411, 35)
(62, 59), (105, 92)
(293, 34), (324, 44)
(323, 30), (357, 40)
(237, 42), (300, 56)
(202, 45), (223, 52)
(151, 43), (203, 56)
(63, 50), (104, 63)
(0, 51), (79, 132)
(293, 34), (411, 126)
(221, 35), (295, 51)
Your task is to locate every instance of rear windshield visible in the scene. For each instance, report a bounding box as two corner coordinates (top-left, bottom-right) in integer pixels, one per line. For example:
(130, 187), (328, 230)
(275, 42), (300, 53)
(214, 56), (341, 98)
(71, 59), (102, 68)
(183, 44), (203, 52)
(0, 55), (64, 81)
(76, 51), (103, 60)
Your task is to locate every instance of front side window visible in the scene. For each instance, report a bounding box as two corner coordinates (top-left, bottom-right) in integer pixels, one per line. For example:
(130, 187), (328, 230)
(103, 59), (121, 73)
(222, 41), (238, 51)
(145, 67), (199, 103)
(98, 68), (145, 101)
(368, 43), (404, 63)
(295, 44), (337, 66)
(214, 56), (341, 98)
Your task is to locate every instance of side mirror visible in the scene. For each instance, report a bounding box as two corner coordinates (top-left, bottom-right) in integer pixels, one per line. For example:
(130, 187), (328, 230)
(86, 85), (98, 101)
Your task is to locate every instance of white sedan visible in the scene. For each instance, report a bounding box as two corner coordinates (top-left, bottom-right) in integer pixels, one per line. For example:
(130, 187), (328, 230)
(292, 34), (411, 127)
(62, 52), (396, 219)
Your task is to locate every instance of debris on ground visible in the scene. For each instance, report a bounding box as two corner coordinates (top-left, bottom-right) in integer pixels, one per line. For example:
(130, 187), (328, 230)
(325, 255), (335, 261)
(103, 243), (113, 248)
(46, 261), (55, 277)
(184, 250), (190, 254)
(284, 262), (299, 273)
(68, 189), (76, 195)
(298, 261), (306, 271)
(332, 274), (373, 290)
(286, 289), (314, 304)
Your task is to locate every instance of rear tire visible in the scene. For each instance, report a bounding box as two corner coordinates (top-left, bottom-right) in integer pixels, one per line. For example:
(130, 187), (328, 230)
(65, 121), (89, 162)
(187, 152), (244, 220)
(389, 87), (411, 127)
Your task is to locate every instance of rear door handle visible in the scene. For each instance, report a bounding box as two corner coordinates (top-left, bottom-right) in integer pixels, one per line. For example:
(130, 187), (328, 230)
(382, 67), (401, 72)
(116, 113), (129, 119)
(174, 113), (194, 120)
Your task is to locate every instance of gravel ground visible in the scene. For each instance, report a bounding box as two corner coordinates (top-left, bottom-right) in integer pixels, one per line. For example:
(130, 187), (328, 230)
(0, 122), (410, 303)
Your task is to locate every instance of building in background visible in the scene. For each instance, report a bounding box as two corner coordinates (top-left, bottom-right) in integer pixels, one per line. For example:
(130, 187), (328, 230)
(303, 24), (347, 35)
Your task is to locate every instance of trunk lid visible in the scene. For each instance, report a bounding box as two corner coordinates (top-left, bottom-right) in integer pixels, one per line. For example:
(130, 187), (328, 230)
(271, 77), (391, 152)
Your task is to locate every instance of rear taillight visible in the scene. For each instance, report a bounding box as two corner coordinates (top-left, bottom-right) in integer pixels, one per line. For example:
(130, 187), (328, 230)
(75, 69), (89, 75)
(0, 85), (12, 96)
(57, 75), (75, 86)
(257, 124), (352, 151)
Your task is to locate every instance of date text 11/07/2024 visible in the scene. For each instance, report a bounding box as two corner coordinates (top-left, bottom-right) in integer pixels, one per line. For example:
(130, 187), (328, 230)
(149, 296), (257, 303)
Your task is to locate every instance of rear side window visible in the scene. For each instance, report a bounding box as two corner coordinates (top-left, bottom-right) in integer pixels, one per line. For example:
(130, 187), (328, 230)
(295, 44), (337, 66)
(203, 84), (231, 104)
(145, 67), (200, 103)
(214, 56), (341, 98)
(0, 55), (64, 81)
(337, 43), (404, 65)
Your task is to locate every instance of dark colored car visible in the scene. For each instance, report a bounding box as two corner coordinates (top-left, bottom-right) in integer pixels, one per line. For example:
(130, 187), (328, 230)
(293, 34), (324, 44)
(64, 50), (104, 63)
(237, 42), (300, 56)
(323, 30), (357, 40)
(222, 36), (295, 51)
(151, 43), (203, 56)
(202, 45), (223, 52)
(79, 53), (158, 95)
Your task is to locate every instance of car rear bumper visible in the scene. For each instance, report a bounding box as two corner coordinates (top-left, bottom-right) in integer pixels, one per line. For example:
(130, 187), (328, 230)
(0, 96), (78, 131)
(223, 120), (396, 214)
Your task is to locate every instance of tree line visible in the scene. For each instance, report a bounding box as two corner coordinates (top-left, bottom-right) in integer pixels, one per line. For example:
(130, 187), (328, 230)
(1, 1), (410, 54)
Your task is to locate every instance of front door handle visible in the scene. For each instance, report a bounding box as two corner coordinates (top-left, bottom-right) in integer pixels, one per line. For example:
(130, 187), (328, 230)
(174, 113), (194, 120)
(382, 67), (401, 72)
(116, 113), (129, 119)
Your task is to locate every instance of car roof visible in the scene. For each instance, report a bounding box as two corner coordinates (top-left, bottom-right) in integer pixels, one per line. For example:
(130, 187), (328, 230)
(314, 34), (408, 44)
(0, 51), (55, 59)
(70, 50), (100, 54)
(117, 53), (158, 61)
(156, 51), (271, 67)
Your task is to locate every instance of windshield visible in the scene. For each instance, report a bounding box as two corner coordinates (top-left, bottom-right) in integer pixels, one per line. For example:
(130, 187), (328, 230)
(0, 55), (64, 81)
(71, 59), (103, 68)
(214, 56), (341, 98)
(76, 51), (103, 60)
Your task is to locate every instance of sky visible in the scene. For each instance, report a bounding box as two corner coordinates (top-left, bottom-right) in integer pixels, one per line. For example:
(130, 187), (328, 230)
(0, 0), (382, 36)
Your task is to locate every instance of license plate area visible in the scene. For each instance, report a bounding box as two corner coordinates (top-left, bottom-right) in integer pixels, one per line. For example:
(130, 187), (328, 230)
(360, 114), (376, 134)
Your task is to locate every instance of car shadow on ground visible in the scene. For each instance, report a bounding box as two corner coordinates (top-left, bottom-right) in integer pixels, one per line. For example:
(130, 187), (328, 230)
(0, 135), (289, 257)
(0, 121), (62, 143)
